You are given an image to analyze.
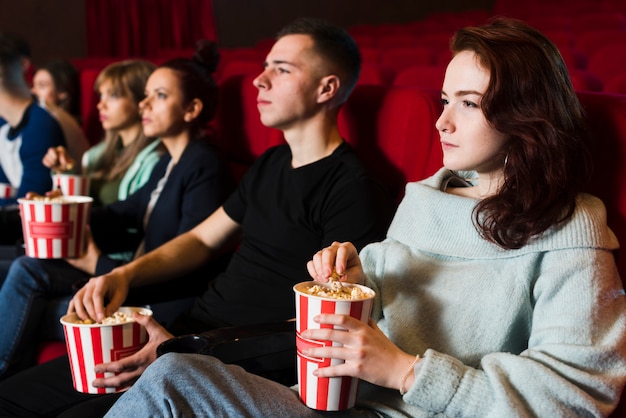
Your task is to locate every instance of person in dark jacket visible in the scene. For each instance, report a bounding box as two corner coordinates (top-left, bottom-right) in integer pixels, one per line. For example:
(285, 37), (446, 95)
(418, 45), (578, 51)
(0, 39), (233, 380)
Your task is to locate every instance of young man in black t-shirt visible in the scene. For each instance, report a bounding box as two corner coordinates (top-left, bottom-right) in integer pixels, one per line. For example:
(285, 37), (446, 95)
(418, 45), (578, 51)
(0, 18), (394, 417)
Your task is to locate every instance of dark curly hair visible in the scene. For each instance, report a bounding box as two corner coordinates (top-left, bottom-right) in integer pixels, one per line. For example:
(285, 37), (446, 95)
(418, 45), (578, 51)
(450, 18), (592, 249)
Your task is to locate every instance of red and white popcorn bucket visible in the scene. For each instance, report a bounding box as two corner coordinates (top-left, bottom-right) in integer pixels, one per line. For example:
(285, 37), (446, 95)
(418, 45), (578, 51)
(52, 173), (90, 197)
(60, 307), (152, 394)
(294, 281), (375, 411)
(18, 196), (92, 258)
(0, 182), (17, 199)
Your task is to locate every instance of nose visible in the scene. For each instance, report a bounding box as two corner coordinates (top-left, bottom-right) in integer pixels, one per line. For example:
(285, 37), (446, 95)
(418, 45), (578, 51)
(435, 107), (453, 134)
(138, 96), (148, 113)
(253, 68), (268, 90)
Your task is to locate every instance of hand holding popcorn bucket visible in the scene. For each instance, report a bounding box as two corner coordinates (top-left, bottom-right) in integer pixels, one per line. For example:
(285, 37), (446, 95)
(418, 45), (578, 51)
(60, 307), (152, 394)
(294, 281), (375, 411)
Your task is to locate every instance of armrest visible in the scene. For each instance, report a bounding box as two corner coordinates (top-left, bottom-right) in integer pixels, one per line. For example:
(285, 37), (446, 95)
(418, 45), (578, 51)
(156, 319), (296, 385)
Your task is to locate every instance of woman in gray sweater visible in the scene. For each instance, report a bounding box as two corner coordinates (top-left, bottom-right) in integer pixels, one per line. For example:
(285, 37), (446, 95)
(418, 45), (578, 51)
(105, 18), (626, 417)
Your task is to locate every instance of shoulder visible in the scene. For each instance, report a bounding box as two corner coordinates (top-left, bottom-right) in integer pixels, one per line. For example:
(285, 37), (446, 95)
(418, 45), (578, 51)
(180, 140), (224, 167)
(27, 103), (61, 127)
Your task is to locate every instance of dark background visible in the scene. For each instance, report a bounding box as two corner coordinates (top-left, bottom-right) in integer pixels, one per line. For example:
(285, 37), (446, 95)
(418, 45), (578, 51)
(0, 0), (493, 66)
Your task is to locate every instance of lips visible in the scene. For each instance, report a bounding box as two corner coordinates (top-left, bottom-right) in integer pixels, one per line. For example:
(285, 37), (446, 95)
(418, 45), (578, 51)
(441, 141), (458, 151)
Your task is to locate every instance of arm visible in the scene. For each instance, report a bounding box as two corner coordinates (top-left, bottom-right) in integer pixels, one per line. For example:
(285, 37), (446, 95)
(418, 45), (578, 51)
(69, 206), (242, 322)
(305, 242), (419, 392)
(42, 146), (76, 173)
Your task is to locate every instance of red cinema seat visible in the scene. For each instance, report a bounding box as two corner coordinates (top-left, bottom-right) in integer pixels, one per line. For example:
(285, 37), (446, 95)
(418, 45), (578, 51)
(568, 69), (604, 92)
(577, 92), (626, 279)
(79, 68), (103, 144)
(358, 62), (385, 86)
(379, 47), (435, 84)
(338, 85), (443, 201)
(587, 44), (626, 84)
(217, 59), (262, 84)
(393, 65), (446, 90)
(574, 29), (626, 57)
(214, 74), (284, 180)
(572, 12), (626, 32)
(579, 92), (626, 418)
(603, 73), (626, 94)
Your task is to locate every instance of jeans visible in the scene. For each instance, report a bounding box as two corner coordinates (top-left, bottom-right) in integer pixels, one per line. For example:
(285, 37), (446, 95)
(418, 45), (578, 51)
(106, 353), (378, 418)
(0, 255), (88, 379)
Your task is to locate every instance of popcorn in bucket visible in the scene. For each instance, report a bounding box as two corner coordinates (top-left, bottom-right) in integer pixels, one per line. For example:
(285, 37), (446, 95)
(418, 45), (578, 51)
(60, 307), (152, 394)
(18, 195), (92, 258)
(293, 281), (375, 411)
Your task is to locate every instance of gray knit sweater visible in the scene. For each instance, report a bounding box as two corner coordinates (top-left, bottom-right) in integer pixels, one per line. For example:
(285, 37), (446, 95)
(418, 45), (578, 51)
(357, 168), (626, 417)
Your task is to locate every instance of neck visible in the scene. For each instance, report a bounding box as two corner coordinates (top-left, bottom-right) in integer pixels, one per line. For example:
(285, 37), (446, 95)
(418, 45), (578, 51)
(117, 123), (142, 147)
(161, 131), (191, 163)
(284, 111), (343, 168)
(0, 94), (33, 127)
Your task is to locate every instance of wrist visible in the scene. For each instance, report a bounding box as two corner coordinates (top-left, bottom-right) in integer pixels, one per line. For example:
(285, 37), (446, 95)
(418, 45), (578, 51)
(399, 353), (421, 395)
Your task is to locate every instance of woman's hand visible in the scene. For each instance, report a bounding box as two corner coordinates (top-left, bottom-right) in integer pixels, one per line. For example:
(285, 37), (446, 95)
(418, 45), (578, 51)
(301, 314), (419, 391)
(306, 241), (365, 285)
(24, 188), (63, 200)
(42, 146), (76, 172)
(65, 226), (100, 275)
(68, 265), (132, 323)
(91, 314), (173, 390)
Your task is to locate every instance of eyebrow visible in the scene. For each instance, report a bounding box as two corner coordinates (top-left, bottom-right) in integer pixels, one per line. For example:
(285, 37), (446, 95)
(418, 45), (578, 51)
(441, 89), (483, 97)
(264, 59), (297, 68)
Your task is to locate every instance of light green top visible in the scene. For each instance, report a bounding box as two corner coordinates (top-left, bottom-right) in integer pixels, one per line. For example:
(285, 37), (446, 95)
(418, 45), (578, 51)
(356, 168), (626, 417)
(81, 138), (161, 204)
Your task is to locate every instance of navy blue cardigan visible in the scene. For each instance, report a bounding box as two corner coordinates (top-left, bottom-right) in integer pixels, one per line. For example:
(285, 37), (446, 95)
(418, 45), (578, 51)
(90, 140), (233, 276)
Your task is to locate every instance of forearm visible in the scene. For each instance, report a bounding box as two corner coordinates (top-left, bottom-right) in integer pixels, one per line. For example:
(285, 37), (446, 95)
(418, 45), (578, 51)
(123, 207), (241, 288)
(122, 231), (214, 288)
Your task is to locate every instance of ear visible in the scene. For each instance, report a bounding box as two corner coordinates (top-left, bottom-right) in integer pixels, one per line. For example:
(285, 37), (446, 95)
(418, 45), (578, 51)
(317, 75), (340, 104)
(57, 91), (68, 103)
(183, 98), (203, 123)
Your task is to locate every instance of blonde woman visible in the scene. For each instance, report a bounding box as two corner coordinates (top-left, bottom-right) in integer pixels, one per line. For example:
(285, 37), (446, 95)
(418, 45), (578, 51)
(43, 60), (162, 207)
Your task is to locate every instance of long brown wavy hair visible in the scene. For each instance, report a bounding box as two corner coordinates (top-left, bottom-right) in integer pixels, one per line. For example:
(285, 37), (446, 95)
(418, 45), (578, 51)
(90, 59), (160, 181)
(451, 18), (592, 249)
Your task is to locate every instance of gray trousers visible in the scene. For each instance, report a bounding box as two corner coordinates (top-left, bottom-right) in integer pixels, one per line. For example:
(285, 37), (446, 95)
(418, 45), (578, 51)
(105, 353), (379, 418)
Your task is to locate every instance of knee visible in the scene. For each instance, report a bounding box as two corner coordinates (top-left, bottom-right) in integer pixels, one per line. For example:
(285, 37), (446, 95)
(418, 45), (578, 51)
(5, 256), (41, 284)
(144, 353), (191, 380)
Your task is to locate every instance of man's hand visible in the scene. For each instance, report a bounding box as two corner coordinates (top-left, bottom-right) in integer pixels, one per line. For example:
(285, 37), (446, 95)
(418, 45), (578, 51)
(91, 314), (174, 390)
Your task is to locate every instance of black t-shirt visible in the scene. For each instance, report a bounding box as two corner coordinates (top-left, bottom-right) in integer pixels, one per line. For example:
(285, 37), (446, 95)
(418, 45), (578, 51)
(190, 142), (393, 328)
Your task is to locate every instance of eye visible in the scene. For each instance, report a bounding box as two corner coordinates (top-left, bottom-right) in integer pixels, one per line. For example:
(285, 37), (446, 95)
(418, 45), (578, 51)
(277, 67), (289, 74)
(157, 92), (167, 99)
(462, 100), (478, 108)
(440, 98), (449, 106)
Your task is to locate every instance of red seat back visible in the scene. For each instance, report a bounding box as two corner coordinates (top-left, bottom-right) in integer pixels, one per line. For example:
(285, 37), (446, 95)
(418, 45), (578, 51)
(577, 91), (626, 279)
(339, 85), (442, 201)
(214, 75), (284, 180)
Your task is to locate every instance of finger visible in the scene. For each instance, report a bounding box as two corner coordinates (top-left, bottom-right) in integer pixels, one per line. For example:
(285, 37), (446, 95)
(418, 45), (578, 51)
(315, 313), (363, 331)
(311, 250), (328, 282)
(314, 361), (356, 379)
(92, 369), (141, 389)
(320, 245), (340, 279)
(80, 282), (98, 321)
(72, 291), (91, 320)
(334, 243), (352, 276)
